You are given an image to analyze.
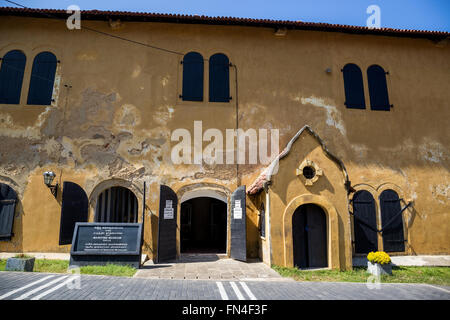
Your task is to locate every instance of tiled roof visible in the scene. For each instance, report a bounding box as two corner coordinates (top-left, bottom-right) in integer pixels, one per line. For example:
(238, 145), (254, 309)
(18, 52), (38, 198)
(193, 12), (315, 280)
(0, 6), (449, 40)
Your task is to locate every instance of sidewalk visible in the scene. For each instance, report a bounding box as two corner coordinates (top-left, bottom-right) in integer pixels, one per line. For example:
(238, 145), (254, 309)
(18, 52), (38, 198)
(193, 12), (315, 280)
(134, 254), (286, 280)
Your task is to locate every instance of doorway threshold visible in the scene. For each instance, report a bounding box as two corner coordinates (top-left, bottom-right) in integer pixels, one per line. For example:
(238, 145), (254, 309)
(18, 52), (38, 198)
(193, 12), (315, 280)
(179, 253), (228, 263)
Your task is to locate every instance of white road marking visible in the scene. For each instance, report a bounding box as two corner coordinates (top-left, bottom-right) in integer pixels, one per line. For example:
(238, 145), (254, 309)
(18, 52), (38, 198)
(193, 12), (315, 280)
(216, 281), (229, 300)
(424, 284), (450, 294)
(0, 275), (55, 300)
(239, 281), (257, 300)
(14, 276), (69, 300)
(230, 281), (244, 300)
(31, 276), (77, 300)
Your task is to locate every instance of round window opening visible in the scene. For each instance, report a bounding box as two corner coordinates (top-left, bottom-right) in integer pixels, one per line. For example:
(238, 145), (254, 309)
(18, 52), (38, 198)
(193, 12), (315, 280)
(303, 166), (316, 179)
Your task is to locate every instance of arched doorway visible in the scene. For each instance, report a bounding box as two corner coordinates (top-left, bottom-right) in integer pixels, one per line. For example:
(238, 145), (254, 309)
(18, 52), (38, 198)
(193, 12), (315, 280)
(180, 197), (227, 253)
(292, 204), (327, 269)
(95, 186), (138, 223)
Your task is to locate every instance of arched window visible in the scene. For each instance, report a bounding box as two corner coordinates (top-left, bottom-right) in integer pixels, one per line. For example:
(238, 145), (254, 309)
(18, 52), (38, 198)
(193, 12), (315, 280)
(27, 51), (57, 105)
(95, 186), (138, 223)
(182, 52), (204, 101)
(342, 63), (365, 109)
(209, 53), (230, 102)
(380, 189), (405, 252)
(367, 65), (390, 111)
(0, 50), (26, 104)
(352, 190), (378, 253)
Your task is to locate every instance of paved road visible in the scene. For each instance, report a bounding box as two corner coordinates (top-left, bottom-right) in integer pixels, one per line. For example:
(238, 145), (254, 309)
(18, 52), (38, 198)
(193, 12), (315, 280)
(0, 271), (449, 300)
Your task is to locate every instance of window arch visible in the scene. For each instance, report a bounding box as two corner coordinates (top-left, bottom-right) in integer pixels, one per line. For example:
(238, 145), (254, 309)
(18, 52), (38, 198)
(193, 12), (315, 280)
(367, 64), (390, 111)
(342, 63), (365, 109)
(209, 53), (230, 102)
(379, 189), (405, 252)
(95, 186), (138, 223)
(27, 51), (57, 105)
(0, 50), (26, 104)
(352, 190), (378, 253)
(182, 52), (204, 101)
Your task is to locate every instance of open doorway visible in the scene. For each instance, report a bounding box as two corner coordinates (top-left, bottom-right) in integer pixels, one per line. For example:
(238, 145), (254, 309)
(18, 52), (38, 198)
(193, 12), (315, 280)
(180, 197), (227, 253)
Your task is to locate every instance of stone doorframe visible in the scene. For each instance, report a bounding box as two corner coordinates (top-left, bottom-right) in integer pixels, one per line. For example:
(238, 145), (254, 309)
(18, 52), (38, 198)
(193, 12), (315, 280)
(282, 194), (340, 269)
(175, 183), (232, 258)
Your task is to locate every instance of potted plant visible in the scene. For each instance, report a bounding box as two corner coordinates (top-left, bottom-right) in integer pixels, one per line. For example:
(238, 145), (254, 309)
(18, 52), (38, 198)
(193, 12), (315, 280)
(5, 254), (35, 272)
(367, 251), (392, 276)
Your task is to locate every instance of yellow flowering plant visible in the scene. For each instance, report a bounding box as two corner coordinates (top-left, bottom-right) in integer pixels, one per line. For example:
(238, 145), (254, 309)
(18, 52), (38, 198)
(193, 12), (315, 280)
(367, 251), (391, 265)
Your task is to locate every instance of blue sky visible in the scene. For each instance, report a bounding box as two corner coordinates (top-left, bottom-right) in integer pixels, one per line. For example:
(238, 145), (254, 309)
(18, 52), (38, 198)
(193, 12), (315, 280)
(3, 0), (450, 32)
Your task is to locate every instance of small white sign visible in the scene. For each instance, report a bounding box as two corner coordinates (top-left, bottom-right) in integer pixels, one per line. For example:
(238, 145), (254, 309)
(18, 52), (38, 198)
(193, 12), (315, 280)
(164, 207), (174, 219)
(166, 200), (173, 208)
(234, 208), (242, 219)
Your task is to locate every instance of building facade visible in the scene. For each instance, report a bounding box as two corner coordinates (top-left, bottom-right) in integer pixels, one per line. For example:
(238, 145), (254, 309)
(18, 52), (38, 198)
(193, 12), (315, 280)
(0, 8), (449, 270)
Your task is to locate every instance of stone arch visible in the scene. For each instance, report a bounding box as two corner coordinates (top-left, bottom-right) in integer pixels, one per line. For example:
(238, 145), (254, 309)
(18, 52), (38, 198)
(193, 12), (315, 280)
(177, 183), (231, 204)
(88, 178), (143, 222)
(283, 194), (340, 269)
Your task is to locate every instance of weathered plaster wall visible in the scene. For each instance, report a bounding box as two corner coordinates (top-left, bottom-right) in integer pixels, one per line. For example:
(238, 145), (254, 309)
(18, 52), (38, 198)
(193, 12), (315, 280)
(0, 16), (448, 259)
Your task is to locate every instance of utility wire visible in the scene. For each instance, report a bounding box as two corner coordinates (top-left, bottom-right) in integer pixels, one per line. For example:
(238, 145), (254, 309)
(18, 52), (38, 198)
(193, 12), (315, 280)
(3, 0), (184, 56)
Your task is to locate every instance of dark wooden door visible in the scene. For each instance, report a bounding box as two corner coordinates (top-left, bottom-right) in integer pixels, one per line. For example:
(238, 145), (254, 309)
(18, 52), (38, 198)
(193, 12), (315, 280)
(380, 190), (405, 252)
(157, 185), (178, 262)
(59, 181), (89, 245)
(230, 186), (246, 261)
(292, 204), (327, 268)
(353, 190), (378, 253)
(0, 183), (17, 241)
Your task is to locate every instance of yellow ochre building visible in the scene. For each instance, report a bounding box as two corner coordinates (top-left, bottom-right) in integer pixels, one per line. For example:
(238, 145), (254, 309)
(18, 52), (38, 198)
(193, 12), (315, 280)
(0, 7), (449, 270)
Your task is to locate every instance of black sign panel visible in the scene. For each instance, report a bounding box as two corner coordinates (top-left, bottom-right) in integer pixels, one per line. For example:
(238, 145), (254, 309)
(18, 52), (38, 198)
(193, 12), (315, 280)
(230, 185), (246, 262)
(70, 222), (142, 268)
(157, 185), (178, 263)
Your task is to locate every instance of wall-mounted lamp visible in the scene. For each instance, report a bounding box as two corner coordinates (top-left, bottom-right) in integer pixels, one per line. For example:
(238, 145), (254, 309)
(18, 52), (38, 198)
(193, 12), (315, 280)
(43, 171), (58, 197)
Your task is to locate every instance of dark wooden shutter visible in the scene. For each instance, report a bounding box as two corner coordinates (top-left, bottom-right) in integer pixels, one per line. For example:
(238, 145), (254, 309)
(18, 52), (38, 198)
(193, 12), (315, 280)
(230, 186), (246, 261)
(367, 65), (390, 111)
(27, 52), (57, 105)
(209, 53), (230, 102)
(0, 183), (18, 241)
(353, 190), (378, 253)
(380, 190), (405, 252)
(342, 63), (366, 109)
(59, 182), (89, 245)
(0, 50), (26, 104)
(157, 185), (178, 262)
(259, 203), (265, 238)
(182, 52), (204, 101)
